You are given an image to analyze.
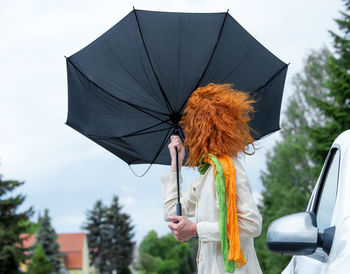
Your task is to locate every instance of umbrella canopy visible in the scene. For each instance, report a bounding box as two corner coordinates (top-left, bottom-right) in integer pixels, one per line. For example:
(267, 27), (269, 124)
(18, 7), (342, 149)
(66, 8), (288, 167)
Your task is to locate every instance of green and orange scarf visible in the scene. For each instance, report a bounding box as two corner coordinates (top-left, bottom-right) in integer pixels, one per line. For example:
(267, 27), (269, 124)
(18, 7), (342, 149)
(198, 154), (246, 273)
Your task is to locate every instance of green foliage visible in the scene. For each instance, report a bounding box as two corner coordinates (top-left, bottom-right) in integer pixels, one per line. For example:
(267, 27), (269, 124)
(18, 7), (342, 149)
(27, 244), (53, 274)
(105, 196), (135, 272)
(20, 219), (41, 234)
(255, 47), (331, 274)
(137, 231), (195, 274)
(82, 196), (135, 273)
(187, 237), (198, 271)
(120, 267), (132, 274)
(138, 252), (162, 274)
(81, 200), (106, 272)
(140, 231), (160, 256)
(0, 175), (34, 274)
(307, 0), (350, 169)
(35, 209), (65, 274)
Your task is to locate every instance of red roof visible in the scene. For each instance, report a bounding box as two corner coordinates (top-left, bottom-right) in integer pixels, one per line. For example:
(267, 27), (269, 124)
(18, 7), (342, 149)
(21, 232), (86, 269)
(58, 233), (85, 269)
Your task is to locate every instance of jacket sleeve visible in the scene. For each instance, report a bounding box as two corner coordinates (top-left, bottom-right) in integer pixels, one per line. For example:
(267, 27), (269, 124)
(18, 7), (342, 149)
(161, 172), (198, 221)
(234, 158), (262, 238)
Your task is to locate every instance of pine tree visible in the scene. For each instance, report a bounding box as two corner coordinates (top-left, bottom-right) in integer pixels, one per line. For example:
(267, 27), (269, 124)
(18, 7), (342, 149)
(81, 200), (109, 273)
(35, 209), (65, 273)
(255, 48), (331, 274)
(0, 175), (34, 273)
(307, 0), (350, 169)
(82, 197), (135, 273)
(20, 219), (41, 234)
(27, 244), (53, 274)
(105, 196), (135, 273)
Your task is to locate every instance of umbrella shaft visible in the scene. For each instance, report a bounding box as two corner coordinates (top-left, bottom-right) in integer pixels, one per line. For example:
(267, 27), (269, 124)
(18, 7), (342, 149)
(175, 147), (182, 216)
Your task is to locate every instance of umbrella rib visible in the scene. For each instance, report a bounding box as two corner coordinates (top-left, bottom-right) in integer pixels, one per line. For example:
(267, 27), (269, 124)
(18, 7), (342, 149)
(119, 119), (170, 138)
(124, 127), (170, 138)
(149, 125), (173, 163)
(128, 126), (173, 177)
(195, 11), (229, 87)
(133, 8), (174, 114)
(253, 63), (289, 93)
(221, 44), (257, 82)
(101, 38), (170, 116)
(178, 126), (186, 143)
(176, 14), (182, 103)
(179, 10), (229, 113)
(67, 58), (172, 125)
(88, 123), (171, 140)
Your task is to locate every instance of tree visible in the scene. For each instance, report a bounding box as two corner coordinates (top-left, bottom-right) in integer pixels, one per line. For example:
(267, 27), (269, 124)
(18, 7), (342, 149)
(187, 237), (198, 272)
(27, 244), (53, 274)
(82, 196), (135, 273)
(255, 48), (331, 274)
(105, 196), (134, 273)
(0, 175), (34, 273)
(21, 219), (41, 234)
(137, 231), (194, 274)
(307, 0), (350, 169)
(138, 252), (161, 274)
(81, 200), (108, 273)
(35, 209), (65, 273)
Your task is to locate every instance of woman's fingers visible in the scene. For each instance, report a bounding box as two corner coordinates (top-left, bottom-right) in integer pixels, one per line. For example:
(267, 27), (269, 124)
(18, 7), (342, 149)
(171, 135), (179, 140)
(173, 142), (182, 151)
(168, 142), (180, 150)
(171, 135), (182, 143)
(168, 135), (185, 164)
(169, 136), (183, 150)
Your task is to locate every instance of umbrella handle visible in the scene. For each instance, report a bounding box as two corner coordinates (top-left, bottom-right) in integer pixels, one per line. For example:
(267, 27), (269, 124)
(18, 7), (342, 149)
(175, 147), (182, 216)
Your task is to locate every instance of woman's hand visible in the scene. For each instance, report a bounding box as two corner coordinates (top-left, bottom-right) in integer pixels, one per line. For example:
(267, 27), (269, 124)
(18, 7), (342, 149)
(168, 216), (197, 242)
(168, 135), (185, 172)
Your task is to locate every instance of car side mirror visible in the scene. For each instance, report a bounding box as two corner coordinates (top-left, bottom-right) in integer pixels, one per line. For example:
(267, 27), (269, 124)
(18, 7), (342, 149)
(267, 212), (335, 255)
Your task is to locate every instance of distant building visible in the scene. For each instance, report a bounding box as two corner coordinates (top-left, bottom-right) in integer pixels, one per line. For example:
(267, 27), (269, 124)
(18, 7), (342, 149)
(20, 232), (96, 274)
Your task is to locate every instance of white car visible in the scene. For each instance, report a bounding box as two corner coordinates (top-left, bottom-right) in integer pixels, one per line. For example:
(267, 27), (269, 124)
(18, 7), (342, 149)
(267, 129), (350, 274)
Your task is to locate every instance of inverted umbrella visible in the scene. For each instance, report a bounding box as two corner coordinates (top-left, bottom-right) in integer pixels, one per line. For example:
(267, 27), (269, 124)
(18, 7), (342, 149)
(66, 8), (288, 215)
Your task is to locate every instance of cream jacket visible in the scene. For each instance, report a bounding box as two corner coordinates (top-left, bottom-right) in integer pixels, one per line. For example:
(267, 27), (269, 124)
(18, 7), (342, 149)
(161, 156), (263, 274)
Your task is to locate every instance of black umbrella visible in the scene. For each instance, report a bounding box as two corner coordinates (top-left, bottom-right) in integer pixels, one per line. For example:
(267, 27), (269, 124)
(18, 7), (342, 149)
(66, 8), (288, 215)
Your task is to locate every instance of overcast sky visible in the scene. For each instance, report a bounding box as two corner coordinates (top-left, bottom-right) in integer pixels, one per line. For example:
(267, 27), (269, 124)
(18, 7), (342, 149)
(0, 0), (343, 244)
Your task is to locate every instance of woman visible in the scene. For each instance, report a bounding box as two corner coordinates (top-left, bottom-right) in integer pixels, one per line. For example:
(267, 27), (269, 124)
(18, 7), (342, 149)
(161, 83), (263, 273)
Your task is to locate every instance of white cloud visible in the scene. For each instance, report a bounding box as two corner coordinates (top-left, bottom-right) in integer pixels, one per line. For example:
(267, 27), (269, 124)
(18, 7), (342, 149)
(120, 195), (137, 207)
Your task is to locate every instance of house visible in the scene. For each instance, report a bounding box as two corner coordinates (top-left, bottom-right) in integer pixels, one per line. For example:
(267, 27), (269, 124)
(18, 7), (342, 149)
(20, 232), (96, 274)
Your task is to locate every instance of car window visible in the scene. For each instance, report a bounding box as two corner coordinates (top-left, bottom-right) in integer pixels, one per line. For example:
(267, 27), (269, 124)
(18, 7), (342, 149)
(315, 149), (340, 232)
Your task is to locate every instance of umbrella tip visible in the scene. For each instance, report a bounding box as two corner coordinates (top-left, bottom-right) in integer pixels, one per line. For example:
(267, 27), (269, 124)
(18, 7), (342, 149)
(133, 6), (136, 10)
(226, 8), (229, 13)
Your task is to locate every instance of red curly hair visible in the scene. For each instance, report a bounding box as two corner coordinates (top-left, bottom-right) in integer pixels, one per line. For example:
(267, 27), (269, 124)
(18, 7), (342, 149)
(180, 83), (256, 167)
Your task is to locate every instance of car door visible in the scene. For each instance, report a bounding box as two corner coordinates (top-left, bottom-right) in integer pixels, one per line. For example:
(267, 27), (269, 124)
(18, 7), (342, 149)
(283, 147), (340, 274)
